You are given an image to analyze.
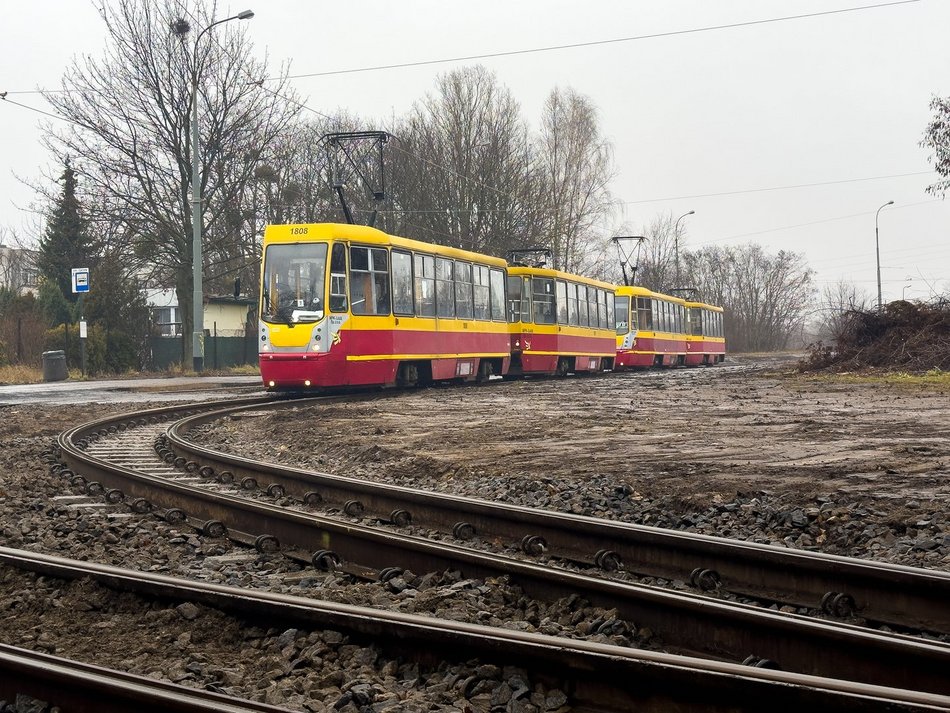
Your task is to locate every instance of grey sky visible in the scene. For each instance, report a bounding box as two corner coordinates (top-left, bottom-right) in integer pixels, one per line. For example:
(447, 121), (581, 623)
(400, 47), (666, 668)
(2, 0), (947, 302)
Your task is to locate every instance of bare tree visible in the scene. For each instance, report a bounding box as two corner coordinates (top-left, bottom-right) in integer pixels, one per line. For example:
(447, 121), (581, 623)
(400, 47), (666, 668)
(686, 244), (814, 352)
(812, 280), (871, 343)
(922, 95), (950, 197)
(534, 87), (614, 273)
(40, 0), (298, 365)
(387, 66), (538, 257)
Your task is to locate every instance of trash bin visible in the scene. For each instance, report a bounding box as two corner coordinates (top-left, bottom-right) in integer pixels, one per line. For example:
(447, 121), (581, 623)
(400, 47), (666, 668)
(42, 350), (67, 382)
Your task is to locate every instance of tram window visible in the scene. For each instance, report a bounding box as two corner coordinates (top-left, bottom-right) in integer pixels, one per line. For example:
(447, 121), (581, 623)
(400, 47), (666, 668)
(615, 296), (629, 334)
(690, 308), (702, 336)
(597, 289), (608, 329)
(391, 250), (413, 315)
(261, 242), (327, 324)
(637, 297), (652, 330)
(532, 277), (556, 324)
(414, 253), (436, 317)
(456, 262), (474, 319)
(436, 258), (455, 318)
(576, 286), (588, 327)
(490, 269), (506, 320)
(473, 265), (490, 320)
(567, 283), (579, 326)
(556, 281), (568, 324)
(349, 247), (390, 316)
(329, 243), (347, 312)
(506, 275), (522, 322)
(607, 291), (615, 330)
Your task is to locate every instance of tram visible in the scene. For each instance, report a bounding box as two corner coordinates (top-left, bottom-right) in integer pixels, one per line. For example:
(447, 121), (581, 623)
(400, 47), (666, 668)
(259, 223), (510, 389)
(614, 286), (690, 367)
(506, 266), (617, 376)
(685, 300), (726, 365)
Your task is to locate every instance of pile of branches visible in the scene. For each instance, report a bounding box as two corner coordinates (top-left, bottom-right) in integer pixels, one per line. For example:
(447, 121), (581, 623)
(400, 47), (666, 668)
(801, 298), (950, 372)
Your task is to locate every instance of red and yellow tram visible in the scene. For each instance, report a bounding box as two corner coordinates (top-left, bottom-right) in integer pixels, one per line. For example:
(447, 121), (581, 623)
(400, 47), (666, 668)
(614, 286), (690, 368)
(685, 300), (726, 366)
(259, 223), (510, 390)
(506, 266), (617, 376)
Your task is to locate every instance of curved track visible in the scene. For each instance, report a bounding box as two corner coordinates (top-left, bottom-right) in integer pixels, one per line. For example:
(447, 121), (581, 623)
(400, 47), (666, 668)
(36, 395), (950, 701)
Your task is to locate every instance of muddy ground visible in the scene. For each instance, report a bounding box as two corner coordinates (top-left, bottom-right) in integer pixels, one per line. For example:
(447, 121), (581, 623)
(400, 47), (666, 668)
(205, 354), (950, 568)
(0, 354), (948, 712)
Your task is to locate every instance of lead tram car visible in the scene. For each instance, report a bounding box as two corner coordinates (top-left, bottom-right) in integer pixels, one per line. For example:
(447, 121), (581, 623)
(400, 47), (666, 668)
(259, 223), (510, 390)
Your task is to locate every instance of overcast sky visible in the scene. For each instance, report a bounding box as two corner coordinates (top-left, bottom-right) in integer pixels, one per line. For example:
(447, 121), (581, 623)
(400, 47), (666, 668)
(2, 0), (948, 302)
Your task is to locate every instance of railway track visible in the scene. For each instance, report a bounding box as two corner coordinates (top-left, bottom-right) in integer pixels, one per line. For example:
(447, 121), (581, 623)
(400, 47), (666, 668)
(3, 546), (949, 713)
(30, 395), (948, 708)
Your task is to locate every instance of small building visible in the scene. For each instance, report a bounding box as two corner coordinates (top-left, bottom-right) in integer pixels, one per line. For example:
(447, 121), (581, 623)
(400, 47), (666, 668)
(0, 244), (39, 295)
(144, 288), (258, 369)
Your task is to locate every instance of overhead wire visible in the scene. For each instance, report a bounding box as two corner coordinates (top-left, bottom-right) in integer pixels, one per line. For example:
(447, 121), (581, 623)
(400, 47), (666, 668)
(262, 0), (921, 82)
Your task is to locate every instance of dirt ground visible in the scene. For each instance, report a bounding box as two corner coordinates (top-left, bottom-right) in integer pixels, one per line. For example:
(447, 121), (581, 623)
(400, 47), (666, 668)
(205, 354), (950, 568)
(215, 355), (949, 505)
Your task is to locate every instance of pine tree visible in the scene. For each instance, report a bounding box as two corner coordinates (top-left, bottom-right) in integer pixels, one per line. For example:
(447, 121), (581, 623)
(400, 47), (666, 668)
(37, 160), (96, 302)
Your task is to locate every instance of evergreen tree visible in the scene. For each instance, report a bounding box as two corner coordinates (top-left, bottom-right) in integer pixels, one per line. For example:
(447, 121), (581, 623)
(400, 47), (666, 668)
(36, 160), (96, 302)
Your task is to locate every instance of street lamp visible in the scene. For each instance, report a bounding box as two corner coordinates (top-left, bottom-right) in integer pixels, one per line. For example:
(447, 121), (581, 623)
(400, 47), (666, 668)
(173, 9), (254, 372)
(902, 283), (912, 301)
(875, 200), (893, 311)
(673, 210), (694, 287)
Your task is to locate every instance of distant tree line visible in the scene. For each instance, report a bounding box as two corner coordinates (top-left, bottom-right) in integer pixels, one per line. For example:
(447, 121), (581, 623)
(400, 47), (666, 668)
(2, 0), (885, 369)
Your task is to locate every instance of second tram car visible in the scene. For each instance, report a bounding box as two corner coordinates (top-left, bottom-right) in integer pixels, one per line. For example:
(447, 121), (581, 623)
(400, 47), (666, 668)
(506, 266), (617, 376)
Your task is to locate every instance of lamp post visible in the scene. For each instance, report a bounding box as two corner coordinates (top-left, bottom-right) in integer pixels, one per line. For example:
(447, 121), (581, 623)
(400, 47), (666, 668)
(174, 9), (254, 373)
(673, 210), (694, 287)
(874, 200), (893, 311)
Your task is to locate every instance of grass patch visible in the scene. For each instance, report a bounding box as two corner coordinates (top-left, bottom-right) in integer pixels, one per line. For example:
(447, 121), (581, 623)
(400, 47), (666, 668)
(0, 365), (44, 385)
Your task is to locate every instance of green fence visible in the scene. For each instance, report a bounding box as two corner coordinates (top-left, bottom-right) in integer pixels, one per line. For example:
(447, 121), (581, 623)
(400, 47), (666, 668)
(148, 332), (258, 371)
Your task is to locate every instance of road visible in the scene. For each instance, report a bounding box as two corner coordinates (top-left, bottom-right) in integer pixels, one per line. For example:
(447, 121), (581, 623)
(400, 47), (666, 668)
(0, 375), (263, 405)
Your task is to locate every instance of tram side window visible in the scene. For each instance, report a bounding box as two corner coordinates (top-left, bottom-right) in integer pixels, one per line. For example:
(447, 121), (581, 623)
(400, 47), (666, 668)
(615, 296), (629, 334)
(349, 247), (390, 316)
(718, 312), (723, 337)
(567, 283), (579, 326)
(690, 308), (702, 336)
(597, 289), (608, 329)
(556, 281), (568, 324)
(456, 262), (474, 319)
(607, 291), (615, 330)
(490, 268), (506, 320)
(637, 298), (652, 330)
(414, 253), (436, 317)
(473, 265), (490, 320)
(391, 250), (413, 315)
(436, 258), (455, 318)
(532, 277), (556, 324)
(577, 285), (589, 327)
(506, 275), (522, 322)
(329, 243), (348, 312)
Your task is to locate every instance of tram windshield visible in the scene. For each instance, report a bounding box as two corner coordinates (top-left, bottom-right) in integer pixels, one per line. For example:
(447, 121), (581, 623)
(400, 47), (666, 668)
(262, 242), (328, 324)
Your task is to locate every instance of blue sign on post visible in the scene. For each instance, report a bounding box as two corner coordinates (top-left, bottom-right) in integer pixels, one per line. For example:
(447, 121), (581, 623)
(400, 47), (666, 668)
(71, 268), (90, 294)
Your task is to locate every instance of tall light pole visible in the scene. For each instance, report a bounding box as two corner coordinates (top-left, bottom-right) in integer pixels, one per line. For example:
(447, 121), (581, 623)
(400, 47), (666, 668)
(875, 200), (893, 311)
(673, 210), (694, 287)
(174, 9), (254, 372)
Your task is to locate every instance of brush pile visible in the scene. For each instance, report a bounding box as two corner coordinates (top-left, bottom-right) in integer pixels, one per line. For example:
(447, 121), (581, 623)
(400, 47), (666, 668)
(801, 299), (950, 372)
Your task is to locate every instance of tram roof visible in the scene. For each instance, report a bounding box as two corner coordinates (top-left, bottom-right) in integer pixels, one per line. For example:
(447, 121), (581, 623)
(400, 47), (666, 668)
(507, 265), (616, 291)
(263, 223), (507, 268)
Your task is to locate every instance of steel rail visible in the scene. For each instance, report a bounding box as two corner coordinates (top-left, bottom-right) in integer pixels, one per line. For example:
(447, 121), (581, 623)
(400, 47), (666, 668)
(167, 398), (950, 635)
(0, 643), (290, 712)
(2, 547), (949, 713)
(55, 407), (950, 696)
